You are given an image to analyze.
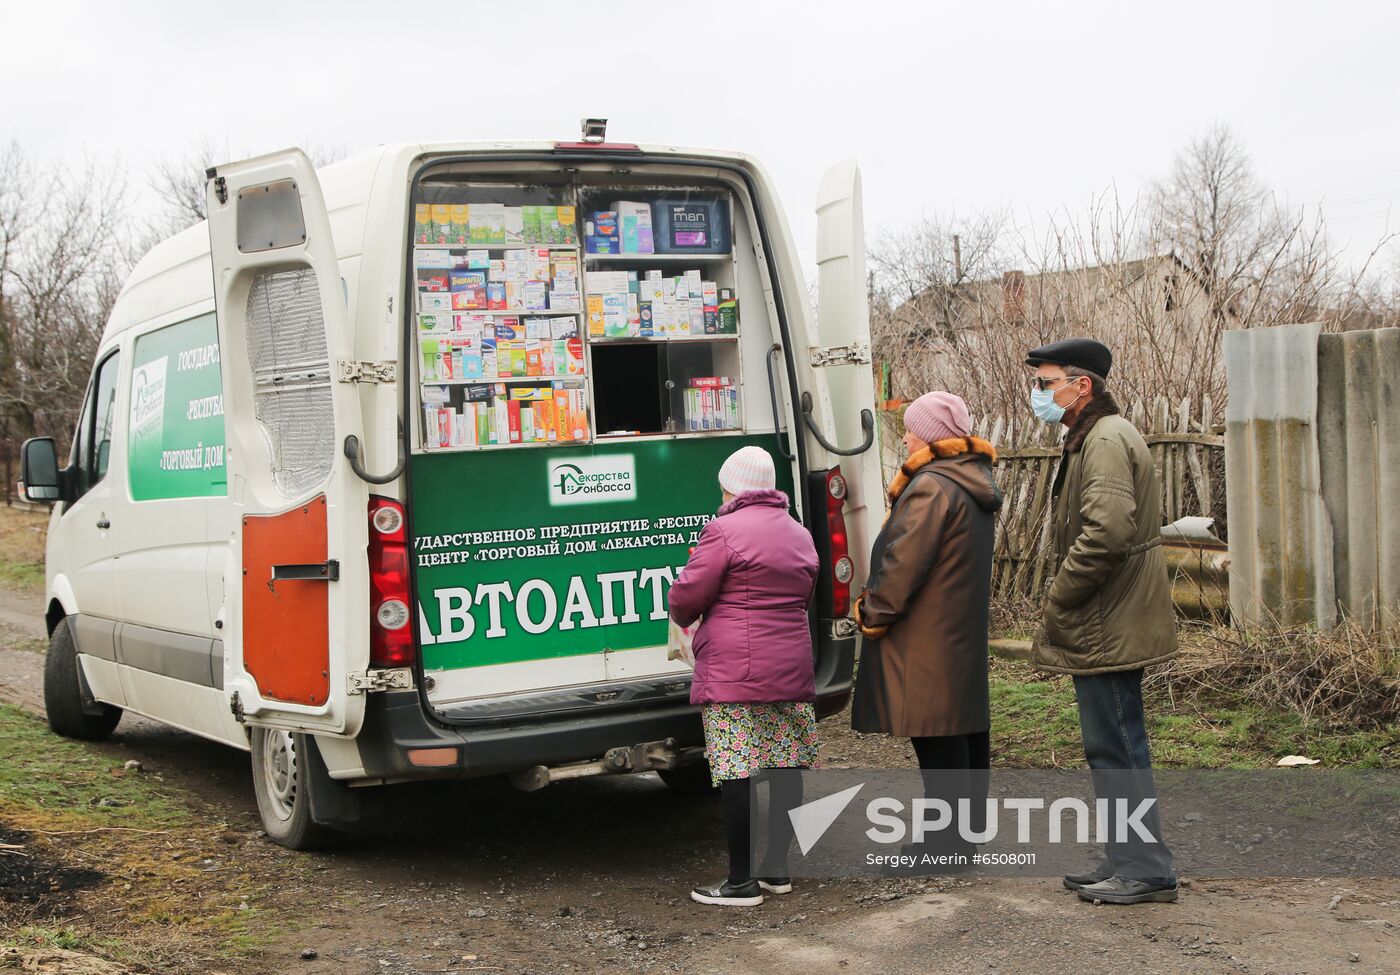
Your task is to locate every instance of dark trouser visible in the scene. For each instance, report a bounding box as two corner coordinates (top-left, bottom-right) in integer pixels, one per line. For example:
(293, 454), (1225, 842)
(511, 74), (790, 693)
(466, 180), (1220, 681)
(910, 731), (992, 844)
(1072, 669), (1176, 883)
(910, 730), (991, 771)
(721, 770), (805, 885)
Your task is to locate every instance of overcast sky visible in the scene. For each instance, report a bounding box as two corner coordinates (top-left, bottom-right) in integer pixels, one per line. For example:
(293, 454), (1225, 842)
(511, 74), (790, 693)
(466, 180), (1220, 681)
(4, 1), (1397, 274)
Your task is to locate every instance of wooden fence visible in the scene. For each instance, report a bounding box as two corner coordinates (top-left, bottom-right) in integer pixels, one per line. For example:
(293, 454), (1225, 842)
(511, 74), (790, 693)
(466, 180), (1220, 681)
(877, 397), (1226, 600)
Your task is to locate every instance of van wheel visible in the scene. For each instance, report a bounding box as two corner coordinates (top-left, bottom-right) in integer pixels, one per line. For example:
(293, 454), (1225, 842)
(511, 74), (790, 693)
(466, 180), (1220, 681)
(250, 728), (341, 850)
(44, 618), (122, 740)
(658, 761), (717, 794)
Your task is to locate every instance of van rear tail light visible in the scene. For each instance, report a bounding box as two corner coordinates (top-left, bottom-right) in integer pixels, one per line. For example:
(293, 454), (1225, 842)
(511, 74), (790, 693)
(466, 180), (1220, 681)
(825, 469), (853, 617)
(368, 497), (415, 668)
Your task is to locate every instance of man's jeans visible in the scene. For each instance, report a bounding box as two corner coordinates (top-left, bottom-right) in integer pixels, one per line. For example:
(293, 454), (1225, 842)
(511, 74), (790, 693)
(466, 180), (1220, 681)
(1072, 669), (1176, 883)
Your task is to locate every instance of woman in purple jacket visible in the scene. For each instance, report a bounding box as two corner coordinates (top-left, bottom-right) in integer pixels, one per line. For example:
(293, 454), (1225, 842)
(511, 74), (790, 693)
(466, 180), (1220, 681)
(669, 445), (821, 907)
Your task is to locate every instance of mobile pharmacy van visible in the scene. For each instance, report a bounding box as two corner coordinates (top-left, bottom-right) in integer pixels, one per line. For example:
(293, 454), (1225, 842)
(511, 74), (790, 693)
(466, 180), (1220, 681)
(21, 131), (881, 848)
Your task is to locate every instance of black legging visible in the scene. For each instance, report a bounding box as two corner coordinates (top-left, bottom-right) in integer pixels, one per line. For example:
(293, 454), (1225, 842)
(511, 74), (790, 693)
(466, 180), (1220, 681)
(910, 730), (991, 770)
(721, 769), (805, 885)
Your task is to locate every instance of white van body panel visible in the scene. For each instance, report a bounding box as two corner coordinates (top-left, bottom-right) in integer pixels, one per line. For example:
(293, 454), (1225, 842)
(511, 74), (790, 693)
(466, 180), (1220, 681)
(815, 161), (881, 591)
(47, 571), (77, 620)
(118, 669), (248, 749)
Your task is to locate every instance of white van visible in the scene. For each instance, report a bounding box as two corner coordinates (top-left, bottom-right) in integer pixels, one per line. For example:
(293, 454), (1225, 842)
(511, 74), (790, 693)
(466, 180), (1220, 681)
(21, 131), (881, 849)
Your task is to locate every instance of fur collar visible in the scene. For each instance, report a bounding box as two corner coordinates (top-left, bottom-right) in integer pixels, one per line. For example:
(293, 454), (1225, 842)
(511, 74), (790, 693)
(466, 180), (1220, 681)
(1064, 392), (1121, 453)
(887, 436), (997, 503)
(717, 488), (790, 516)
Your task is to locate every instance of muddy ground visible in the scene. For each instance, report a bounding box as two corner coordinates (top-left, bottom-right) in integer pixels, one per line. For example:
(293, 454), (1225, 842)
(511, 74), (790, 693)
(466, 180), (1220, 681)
(1, 589), (1398, 975)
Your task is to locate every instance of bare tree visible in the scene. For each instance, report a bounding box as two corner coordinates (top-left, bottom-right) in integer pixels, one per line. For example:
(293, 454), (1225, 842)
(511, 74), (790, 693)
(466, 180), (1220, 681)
(0, 144), (131, 500)
(869, 125), (1398, 438)
(147, 137), (347, 236)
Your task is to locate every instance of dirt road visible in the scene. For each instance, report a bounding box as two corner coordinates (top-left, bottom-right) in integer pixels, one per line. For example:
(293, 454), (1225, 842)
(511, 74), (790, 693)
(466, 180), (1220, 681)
(2, 589), (1397, 975)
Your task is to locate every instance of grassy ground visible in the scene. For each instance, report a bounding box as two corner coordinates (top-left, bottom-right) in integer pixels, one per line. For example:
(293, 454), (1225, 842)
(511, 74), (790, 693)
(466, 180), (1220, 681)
(0, 503), (49, 593)
(0, 703), (189, 828)
(988, 657), (1400, 769)
(0, 704), (289, 971)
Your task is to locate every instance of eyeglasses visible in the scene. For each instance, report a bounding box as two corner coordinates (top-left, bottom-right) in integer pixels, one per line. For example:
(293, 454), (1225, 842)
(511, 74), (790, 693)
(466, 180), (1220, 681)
(1031, 376), (1078, 392)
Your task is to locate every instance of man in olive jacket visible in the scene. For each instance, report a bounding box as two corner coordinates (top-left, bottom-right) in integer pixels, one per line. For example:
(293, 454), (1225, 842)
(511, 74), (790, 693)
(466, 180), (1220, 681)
(1027, 338), (1179, 905)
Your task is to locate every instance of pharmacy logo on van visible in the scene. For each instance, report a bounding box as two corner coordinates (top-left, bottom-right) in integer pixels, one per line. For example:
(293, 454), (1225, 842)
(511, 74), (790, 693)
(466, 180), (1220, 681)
(129, 359), (168, 442)
(548, 455), (636, 506)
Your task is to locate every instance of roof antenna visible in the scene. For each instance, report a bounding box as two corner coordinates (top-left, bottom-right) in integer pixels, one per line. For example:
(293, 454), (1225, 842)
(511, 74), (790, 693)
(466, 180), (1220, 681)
(580, 118), (608, 144)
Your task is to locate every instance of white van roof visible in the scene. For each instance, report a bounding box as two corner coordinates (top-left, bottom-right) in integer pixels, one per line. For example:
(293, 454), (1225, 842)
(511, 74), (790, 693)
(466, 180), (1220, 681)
(105, 140), (755, 347)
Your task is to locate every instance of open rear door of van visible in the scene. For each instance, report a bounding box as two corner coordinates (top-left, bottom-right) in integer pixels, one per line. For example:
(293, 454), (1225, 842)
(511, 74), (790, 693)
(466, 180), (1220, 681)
(206, 150), (369, 738)
(816, 161), (883, 592)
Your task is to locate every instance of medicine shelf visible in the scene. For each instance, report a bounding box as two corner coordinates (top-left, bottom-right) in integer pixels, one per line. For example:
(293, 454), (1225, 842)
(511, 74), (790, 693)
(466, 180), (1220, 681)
(421, 375), (586, 386)
(414, 242), (580, 251)
(586, 334), (739, 344)
(418, 438), (590, 454)
(583, 252), (732, 263)
(421, 308), (582, 317)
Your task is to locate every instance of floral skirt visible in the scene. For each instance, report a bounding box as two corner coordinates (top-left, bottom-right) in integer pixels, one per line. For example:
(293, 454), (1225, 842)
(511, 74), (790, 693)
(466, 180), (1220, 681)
(701, 702), (820, 786)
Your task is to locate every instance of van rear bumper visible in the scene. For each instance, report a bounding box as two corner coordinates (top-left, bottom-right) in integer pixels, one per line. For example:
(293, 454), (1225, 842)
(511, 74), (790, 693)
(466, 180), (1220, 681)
(351, 633), (855, 781)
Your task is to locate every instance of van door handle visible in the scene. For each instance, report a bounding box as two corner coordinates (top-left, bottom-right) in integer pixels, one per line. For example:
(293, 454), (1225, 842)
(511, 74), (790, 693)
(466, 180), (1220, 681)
(96, 518), (111, 529)
(800, 392), (875, 457)
(268, 560), (340, 592)
(765, 344), (796, 462)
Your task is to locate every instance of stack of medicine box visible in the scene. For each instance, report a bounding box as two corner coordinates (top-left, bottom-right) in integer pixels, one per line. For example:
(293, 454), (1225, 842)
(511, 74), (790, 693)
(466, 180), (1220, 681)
(422, 382), (588, 448)
(584, 201), (654, 254)
(585, 269), (722, 338)
(684, 376), (740, 432)
(417, 250), (580, 313)
(414, 203), (578, 247)
(419, 317), (584, 384)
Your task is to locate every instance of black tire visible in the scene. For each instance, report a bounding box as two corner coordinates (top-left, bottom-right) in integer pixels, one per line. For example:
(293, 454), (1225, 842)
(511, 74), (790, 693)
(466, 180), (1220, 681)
(658, 760), (718, 794)
(44, 618), (121, 740)
(250, 727), (342, 851)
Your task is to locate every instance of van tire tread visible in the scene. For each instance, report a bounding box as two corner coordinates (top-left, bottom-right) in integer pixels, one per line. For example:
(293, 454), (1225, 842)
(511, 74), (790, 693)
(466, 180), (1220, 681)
(250, 727), (344, 851)
(43, 618), (122, 740)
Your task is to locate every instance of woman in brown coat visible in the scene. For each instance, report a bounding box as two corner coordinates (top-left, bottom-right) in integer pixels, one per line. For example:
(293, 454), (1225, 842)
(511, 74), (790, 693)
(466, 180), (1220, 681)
(851, 391), (1002, 773)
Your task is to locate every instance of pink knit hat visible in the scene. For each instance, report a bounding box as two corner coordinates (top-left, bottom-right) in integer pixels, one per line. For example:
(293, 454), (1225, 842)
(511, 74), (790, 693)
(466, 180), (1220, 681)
(904, 391), (972, 444)
(718, 445), (776, 495)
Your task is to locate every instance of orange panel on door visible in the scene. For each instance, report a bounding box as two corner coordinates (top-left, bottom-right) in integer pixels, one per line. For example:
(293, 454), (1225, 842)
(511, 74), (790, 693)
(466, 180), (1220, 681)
(242, 495), (331, 706)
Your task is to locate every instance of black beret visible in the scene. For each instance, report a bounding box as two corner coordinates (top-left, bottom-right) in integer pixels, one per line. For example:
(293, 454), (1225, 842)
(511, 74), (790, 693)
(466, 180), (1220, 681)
(1025, 338), (1112, 378)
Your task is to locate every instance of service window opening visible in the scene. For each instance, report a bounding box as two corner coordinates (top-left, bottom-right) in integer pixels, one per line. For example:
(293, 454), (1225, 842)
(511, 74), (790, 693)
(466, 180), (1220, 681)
(408, 174), (749, 451)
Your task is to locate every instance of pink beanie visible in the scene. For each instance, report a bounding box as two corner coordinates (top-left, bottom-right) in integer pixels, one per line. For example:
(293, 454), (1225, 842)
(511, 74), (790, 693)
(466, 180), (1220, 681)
(904, 391), (972, 444)
(718, 445), (776, 495)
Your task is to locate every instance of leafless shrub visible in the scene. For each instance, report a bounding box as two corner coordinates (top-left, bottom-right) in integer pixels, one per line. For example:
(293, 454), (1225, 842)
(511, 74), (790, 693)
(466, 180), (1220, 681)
(1149, 619), (1400, 730)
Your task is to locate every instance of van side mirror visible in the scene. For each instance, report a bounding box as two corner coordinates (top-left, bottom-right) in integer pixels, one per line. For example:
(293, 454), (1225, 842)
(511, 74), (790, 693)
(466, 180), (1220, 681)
(19, 437), (62, 503)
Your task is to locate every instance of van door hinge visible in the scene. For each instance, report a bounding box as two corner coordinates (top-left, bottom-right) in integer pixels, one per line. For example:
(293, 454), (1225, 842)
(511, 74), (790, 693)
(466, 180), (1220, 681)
(347, 669), (413, 695)
(210, 172), (227, 204)
(810, 341), (871, 368)
(337, 360), (398, 383)
(229, 691), (245, 723)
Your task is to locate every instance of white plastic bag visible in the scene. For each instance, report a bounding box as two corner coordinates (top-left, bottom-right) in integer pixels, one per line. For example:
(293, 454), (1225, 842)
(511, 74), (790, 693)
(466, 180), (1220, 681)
(667, 617), (700, 668)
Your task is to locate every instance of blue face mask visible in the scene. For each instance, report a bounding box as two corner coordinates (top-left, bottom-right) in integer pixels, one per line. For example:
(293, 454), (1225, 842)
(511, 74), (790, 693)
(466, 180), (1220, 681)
(1030, 382), (1080, 424)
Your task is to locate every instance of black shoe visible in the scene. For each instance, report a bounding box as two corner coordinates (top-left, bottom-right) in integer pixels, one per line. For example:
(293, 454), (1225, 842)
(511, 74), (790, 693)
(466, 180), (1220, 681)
(1077, 876), (1179, 904)
(757, 877), (792, 894)
(691, 878), (764, 906)
(1062, 862), (1113, 891)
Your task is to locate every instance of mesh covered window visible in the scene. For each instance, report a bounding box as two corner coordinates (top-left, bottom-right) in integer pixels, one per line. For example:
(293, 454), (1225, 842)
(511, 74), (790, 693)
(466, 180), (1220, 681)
(245, 268), (334, 496)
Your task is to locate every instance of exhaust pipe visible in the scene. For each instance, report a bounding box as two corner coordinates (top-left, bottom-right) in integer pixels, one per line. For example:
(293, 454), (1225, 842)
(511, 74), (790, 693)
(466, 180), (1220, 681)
(508, 738), (705, 792)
